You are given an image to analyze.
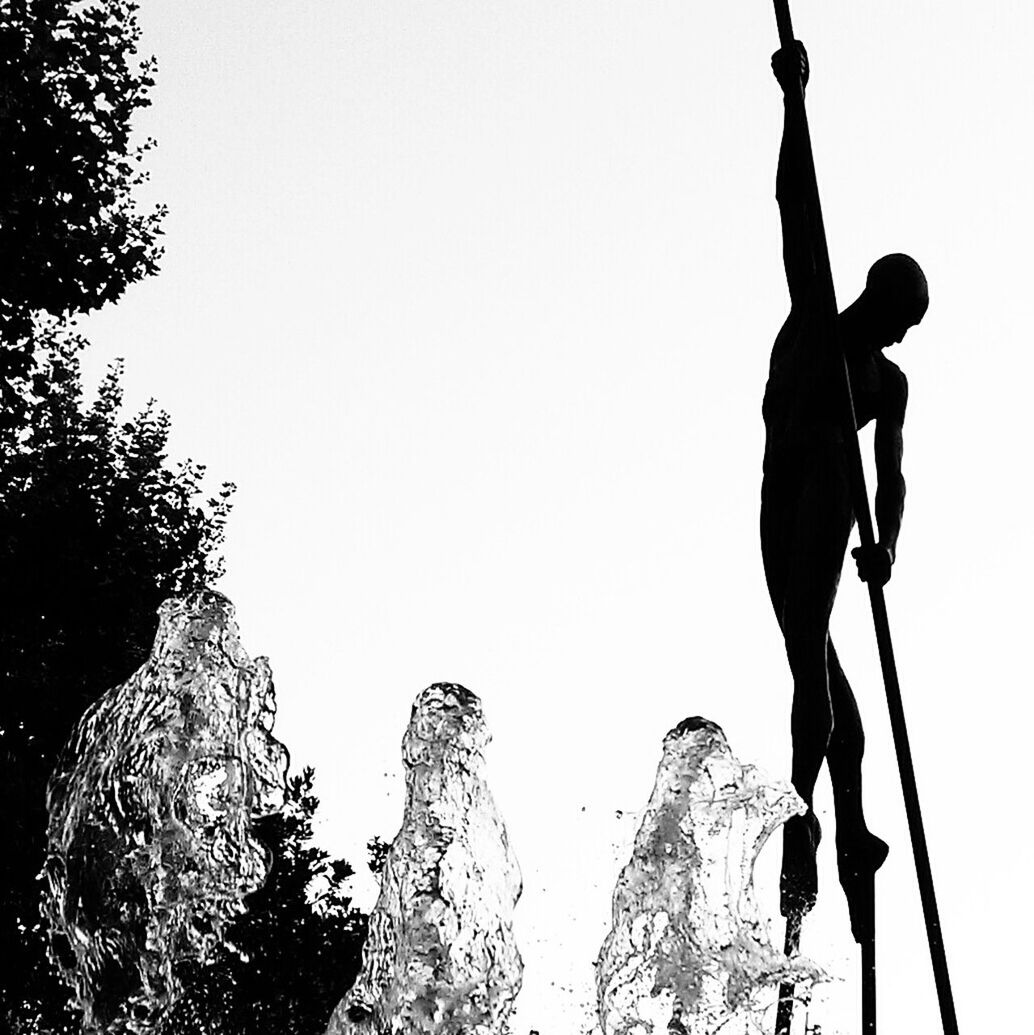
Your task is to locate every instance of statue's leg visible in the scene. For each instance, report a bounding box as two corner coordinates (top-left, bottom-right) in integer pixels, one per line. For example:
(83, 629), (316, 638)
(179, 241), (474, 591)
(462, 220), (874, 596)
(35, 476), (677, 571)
(760, 471), (791, 622)
(778, 468), (850, 918)
(764, 475), (822, 918)
(827, 640), (889, 942)
(782, 486), (846, 808)
(826, 639), (865, 829)
(779, 614), (829, 917)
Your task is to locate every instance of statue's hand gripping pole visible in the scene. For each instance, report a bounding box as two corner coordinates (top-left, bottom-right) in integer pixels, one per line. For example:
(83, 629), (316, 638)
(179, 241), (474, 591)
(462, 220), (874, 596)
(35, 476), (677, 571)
(769, 5), (959, 1035)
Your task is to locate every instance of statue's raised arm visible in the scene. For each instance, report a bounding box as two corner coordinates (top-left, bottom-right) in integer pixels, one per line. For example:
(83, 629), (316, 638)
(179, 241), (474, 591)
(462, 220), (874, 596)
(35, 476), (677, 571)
(772, 41), (815, 309)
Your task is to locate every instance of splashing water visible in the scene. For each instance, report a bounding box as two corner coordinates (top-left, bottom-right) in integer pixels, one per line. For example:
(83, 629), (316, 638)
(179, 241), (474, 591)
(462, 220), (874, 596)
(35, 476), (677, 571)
(326, 683), (522, 1035)
(596, 717), (822, 1035)
(43, 590), (288, 1034)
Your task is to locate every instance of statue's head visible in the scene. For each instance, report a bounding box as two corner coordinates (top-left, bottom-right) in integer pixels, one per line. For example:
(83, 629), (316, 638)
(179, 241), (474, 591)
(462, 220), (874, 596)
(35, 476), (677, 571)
(861, 253), (929, 348)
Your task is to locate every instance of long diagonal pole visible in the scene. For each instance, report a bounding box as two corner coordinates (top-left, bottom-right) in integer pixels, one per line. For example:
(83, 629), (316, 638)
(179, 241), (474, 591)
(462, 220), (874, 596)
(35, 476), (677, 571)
(769, 4), (959, 1035)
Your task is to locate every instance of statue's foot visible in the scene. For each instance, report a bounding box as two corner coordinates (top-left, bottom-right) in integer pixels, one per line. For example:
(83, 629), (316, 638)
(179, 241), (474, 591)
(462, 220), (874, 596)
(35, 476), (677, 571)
(837, 830), (889, 944)
(781, 810), (822, 920)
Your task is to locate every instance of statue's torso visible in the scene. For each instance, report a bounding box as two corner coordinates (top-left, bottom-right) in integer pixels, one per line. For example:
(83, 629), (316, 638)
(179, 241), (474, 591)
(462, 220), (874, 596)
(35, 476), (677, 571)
(762, 309), (890, 482)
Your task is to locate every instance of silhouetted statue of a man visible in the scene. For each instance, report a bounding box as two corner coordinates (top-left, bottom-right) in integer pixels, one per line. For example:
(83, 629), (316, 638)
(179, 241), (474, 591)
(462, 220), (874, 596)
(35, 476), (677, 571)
(762, 43), (929, 938)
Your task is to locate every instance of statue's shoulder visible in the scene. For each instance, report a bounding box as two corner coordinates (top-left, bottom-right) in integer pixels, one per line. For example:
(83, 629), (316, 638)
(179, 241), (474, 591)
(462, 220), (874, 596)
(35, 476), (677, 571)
(877, 354), (908, 418)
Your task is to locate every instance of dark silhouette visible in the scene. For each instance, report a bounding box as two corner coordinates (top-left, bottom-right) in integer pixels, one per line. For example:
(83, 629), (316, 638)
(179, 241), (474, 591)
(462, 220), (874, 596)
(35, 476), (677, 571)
(0, 333), (368, 1034)
(0, 2), (163, 407)
(761, 43), (928, 934)
(0, 330), (229, 1032)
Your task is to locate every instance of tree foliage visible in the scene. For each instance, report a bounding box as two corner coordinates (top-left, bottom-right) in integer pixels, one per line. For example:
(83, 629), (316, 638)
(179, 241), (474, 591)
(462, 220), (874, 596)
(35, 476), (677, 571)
(0, 331), (368, 1035)
(0, 9), (370, 1028)
(0, 326), (232, 1032)
(162, 769), (367, 1035)
(0, 0), (163, 367)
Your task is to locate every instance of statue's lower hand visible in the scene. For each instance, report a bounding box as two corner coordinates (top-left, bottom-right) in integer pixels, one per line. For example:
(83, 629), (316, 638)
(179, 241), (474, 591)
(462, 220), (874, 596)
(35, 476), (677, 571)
(851, 544), (893, 587)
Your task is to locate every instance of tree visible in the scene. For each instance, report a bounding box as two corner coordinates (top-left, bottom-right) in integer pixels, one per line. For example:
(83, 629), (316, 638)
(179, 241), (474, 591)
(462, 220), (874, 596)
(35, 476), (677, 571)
(0, 0), (163, 382)
(0, 9), (369, 1028)
(0, 325), (232, 1032)
(0, 329), (369, 1034)
(162, 770), (367, 1035)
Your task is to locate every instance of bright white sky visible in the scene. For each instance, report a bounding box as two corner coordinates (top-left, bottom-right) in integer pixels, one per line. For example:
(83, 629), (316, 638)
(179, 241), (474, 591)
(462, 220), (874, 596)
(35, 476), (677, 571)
(81, 2), (1032, 1032)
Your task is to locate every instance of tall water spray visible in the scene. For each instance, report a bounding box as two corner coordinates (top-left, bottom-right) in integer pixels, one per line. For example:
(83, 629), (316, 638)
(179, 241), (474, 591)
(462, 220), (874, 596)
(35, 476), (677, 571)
(326, 683), (522, 1035)
(597, 717), (822, 1035)
(43, 591), (288, 1034)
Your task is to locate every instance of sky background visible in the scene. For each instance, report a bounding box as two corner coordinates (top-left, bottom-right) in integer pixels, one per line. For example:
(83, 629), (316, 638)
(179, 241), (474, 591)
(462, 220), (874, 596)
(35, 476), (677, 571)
(80, 2), (1032, 1032)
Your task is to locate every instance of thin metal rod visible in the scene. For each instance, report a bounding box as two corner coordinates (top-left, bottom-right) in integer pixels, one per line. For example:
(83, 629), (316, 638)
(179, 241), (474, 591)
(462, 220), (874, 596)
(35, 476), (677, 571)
(775, 914), (801, 1035)
(769, 4), (959, 1035)
(867, 584), (958, 1035)
(861, 872), (876, 1035)
(862, 919), (876, 1035)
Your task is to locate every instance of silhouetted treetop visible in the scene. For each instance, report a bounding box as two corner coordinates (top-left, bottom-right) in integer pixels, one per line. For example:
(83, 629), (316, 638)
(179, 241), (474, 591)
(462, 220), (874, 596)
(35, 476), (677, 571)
(0, 0), (164, 358)
(0, 324), (232, 1033)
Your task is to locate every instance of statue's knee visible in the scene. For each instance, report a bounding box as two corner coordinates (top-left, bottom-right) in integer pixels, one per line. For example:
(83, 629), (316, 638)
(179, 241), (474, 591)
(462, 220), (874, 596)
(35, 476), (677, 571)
(830, 718), (865, 760)
(790, 676), (833, 742)
(792, 693), (833, 732)
(785, 635), (827, 685)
